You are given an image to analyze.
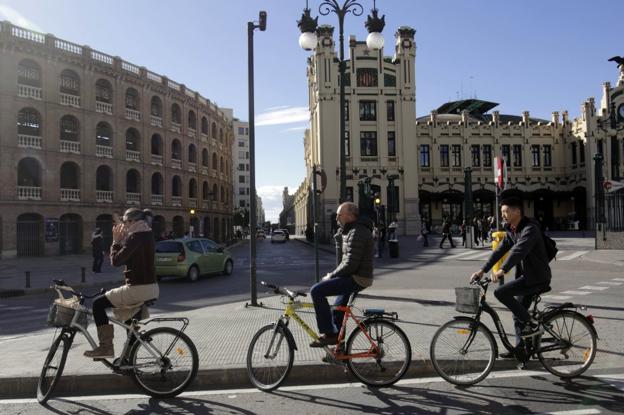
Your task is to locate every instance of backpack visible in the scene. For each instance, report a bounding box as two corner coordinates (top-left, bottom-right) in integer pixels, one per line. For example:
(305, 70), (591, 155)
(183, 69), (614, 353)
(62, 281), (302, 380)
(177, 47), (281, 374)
(542, 232), (558, 262)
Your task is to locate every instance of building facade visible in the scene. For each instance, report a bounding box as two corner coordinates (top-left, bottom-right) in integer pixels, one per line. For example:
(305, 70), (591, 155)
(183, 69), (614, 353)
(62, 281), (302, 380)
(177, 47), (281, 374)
(231, 119), (250, 210)
(0, 21), (235, 257)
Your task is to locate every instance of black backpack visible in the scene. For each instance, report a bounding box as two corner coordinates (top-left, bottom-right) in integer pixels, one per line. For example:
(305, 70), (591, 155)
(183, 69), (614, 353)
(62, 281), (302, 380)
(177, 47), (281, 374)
(542, 232), (558, 262)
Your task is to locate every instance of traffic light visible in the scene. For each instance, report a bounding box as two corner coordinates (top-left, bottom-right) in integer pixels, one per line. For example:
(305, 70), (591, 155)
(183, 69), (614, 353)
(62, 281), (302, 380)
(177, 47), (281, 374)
(258, 11), (267, 31)
(374, 193), (382, 207)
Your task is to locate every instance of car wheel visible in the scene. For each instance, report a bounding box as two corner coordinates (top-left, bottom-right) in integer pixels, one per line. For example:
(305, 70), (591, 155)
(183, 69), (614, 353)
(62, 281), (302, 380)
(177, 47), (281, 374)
(223, 260), (234, 276)
(187, 265), (200, 282)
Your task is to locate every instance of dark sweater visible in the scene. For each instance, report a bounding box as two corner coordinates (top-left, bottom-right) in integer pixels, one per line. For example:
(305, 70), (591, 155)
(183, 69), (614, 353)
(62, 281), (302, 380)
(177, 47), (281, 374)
(330, 217), (374, 287)
(110, 231), (156, 285)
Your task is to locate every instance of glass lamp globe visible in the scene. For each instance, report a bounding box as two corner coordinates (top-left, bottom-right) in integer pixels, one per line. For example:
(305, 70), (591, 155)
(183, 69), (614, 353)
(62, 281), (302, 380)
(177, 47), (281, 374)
(366, 32), (384, 50)
(299, 32), (318, 51)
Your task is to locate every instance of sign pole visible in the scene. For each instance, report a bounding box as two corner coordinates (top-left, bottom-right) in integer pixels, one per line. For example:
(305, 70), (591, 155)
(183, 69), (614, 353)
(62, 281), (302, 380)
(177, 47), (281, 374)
(312, 165), (320, 283)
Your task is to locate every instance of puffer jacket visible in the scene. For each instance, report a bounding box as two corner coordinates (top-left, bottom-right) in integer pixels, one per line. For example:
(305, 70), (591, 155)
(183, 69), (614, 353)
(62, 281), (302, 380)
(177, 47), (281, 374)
(330, 217), (374, 287)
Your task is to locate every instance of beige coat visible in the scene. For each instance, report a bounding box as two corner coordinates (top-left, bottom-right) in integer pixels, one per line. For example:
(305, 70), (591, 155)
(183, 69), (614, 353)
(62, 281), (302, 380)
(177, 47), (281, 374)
(105, 283), (159, 322)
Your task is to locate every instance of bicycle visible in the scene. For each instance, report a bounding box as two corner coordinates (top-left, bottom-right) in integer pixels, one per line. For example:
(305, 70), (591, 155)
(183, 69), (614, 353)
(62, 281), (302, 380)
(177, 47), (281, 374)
(429, 277), (598, 386)
(246, 281), (411, 391)
(37, 279), (199, 404)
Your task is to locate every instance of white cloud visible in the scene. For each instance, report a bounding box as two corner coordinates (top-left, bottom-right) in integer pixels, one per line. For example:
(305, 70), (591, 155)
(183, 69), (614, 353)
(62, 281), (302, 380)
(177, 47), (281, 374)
(0, 6), (43, 32)
(257, 185), (285, 223)
(283, 125), (308, 132)
(256, 106), (309, 126)
(264, 105), (290, 112)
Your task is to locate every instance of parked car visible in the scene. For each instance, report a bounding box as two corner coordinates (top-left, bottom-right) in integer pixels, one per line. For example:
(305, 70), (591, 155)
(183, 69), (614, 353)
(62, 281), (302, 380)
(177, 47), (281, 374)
(155, 238), (233, 282)
(256, 229), (266, 239)
(271, 230), (287, 243)
(278, 229), (290, 240)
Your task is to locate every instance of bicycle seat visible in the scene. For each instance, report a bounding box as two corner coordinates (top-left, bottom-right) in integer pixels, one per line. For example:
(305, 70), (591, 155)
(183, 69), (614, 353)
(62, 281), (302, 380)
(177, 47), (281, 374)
(364, 308), (385, 316)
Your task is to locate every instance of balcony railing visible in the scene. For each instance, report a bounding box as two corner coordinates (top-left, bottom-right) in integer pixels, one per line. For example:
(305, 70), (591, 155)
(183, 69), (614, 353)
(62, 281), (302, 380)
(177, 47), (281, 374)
(60, 93), (80, 108)
(151, 194), (163, 206)
(188, 198), (197, 208)
(60, 188), (80, 202)
(201, 133), (208, 142)
(17, 134), (42, 149)
(188, 128), (196, 138)
(126, 192), (141, 205)
(60, 140), (80, 154)
(151, 154), (163, 165)
(171, 196), (182, 207)
(18, 84), (42, 100)
(126, 150), (141, 162)
(96, 190), (113, 203)
(202, 201), (209, 209)
(171, 123), (181, 133)
(150, 115), (163, 128)
(201, 168), (208, 176)
(188, 163), (197, 173)
(125, 108), (141, 121)
(96, 101), (113, 114)
(171, 159), (182, 169)
(17, 186), (42, 200)
(96, 145), (113, 158)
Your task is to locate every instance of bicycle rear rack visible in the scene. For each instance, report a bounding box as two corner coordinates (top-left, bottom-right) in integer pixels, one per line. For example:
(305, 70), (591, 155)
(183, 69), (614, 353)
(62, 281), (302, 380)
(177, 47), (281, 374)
(142, 317), (190, 332)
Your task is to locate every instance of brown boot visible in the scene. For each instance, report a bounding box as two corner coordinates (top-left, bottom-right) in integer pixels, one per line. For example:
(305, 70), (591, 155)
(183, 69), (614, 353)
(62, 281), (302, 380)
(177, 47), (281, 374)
(84, 324), (114, 359)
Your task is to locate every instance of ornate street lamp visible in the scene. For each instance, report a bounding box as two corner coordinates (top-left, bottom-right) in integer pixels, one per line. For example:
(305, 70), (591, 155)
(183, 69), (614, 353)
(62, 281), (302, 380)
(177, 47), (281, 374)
(298, 0), (385, 203)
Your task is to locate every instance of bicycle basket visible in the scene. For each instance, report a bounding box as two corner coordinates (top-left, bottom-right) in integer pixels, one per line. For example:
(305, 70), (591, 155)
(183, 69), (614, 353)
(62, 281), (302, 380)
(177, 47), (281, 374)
(47, 302), (89, 329)
(454, 286), (481, 313)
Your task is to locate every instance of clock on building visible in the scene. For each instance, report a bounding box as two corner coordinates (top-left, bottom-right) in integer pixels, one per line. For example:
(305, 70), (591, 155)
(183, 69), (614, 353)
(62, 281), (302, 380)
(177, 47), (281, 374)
(618, 103), (624, 121)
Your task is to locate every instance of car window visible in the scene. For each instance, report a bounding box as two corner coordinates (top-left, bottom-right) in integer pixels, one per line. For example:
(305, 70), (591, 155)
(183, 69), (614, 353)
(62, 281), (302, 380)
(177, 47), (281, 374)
(200, 239), (218, 253)
(186, 240), (204, 254)
(155, 241), (184, 253)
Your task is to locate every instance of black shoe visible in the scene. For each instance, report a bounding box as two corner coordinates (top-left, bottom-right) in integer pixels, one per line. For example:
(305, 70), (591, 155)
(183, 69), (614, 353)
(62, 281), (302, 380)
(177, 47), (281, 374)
(520, 320), (543, 338)
(310, 333), (338, 348)
(499, 351), (515, 359)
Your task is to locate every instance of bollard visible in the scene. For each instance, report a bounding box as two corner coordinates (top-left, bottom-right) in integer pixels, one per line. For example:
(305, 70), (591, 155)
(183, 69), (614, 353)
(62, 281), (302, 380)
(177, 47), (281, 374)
(491, 231), (508, 285)
(81, 267), (86, 283)
(25, 271), (31, 289)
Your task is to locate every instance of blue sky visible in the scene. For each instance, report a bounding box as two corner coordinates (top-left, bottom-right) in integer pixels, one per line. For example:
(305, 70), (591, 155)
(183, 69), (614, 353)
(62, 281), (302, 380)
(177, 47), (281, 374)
(2, 0), (623, 221)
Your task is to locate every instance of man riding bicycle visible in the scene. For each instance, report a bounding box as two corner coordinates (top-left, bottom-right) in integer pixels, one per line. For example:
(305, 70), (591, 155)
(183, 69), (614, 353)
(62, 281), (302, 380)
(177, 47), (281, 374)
(470, 197), (552, 354)
(309, 202), (374, 347)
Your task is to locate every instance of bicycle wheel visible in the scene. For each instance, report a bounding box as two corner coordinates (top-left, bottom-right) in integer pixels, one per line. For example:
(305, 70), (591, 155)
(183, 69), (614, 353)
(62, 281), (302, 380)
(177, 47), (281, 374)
(346, 318), (411, 387)
(537, 310), (597, 378)
(246, 323), (294, 391)
(129, 327), (199, 398)
(37, 330), (73, 404)
(430, 318), (496, 386)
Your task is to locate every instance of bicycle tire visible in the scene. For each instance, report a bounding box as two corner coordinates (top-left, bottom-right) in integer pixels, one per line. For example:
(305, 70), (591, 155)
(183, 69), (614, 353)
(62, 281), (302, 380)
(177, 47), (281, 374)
(129, 327), (199, 398)
(537, 310), (597, 378)
(246, 323), (294, 391)
(346, 318), (411, 387)
(430, 318), (496, 386)
(37, 330), (73, 404)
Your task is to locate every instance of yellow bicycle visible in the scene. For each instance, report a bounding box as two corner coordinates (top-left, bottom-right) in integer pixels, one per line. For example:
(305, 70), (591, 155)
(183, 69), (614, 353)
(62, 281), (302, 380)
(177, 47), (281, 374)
(246, 281), (411, 391)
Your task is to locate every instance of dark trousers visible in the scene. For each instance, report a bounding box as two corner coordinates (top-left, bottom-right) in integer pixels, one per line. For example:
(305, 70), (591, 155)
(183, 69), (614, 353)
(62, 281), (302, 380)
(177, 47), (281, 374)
(92, 253), (103, 273)
(494, 276), (545, 344)
(439, 233), (455, 248)
(422, 233), (429, 247)
(93, 294), (114, 326)
(310, 276), (362, 335)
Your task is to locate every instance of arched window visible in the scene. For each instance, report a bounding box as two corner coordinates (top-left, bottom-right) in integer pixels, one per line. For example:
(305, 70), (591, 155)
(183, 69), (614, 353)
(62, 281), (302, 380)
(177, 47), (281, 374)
(95, 79), (112, 103)
(201, 116), (208, 135)
(151, 134), (163, 155)
(18, 157), (41, 187)
(171, 103), (181, 124)
(60, 115), (79, 141)
(171, 139), (181, 160)
(60, 162), (80, 189)
(220, 156), (224, 173)
(219, 128), (224, 142)
(126, 169), (140, 193)
(18, 59), (41, 87)
(60, 69), (80, 96)
(212, 153), (218, 170)
(212, 183), (218, 201)
(189, 179), (197, 199)
(95, 165), (113, 191)
(17, 108), (41, 136)
(151, 96), (163, 117)
(125, 128), (140, 151)
(211, 122), (217, 139)
(188, 144), (197, 164)
(220, 186), (225, 202)
(202, 181), (209, 200)
(172, 176), (182, 197)
(188, 110), (196, 130)
(96, 122), (112, 146)
(151, 173), (163, 195)
(125, 88), (139, 110)
(202, 149), (209, 167)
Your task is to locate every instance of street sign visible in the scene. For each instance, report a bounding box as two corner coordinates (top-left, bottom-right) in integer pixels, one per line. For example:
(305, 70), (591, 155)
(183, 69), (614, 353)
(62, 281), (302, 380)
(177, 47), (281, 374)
(603, 179), (624, 193)
(310, 168), (327, 194)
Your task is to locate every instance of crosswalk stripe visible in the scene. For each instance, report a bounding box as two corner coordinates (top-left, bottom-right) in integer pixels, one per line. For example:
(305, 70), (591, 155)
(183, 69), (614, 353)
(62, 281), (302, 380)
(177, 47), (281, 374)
(612, 278), (624, 282)
(560, 291), (591, 295)
(542, 295), (573, 301)
(457, 251), (491, 261)
(578, 286), (610, 291)
(446, 250), (482, 260)
(597, 282), (622, 286)
(558, 251), (589, 261)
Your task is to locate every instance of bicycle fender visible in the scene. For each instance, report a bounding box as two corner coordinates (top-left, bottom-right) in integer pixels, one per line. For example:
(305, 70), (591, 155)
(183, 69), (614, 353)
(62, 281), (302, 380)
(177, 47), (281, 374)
(276, 321), (298, 351)
(452, 316), (499, 358)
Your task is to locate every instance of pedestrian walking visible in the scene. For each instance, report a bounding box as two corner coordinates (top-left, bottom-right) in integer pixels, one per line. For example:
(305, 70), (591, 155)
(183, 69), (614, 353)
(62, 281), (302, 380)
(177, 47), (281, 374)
(460, 220), (467, 247)
(421, 220), (429, 247)
(372, 225), (379, 257)
(439, 218), (455, 248)
(377, 222), (386, 258)
(91, 227), (104, 274)
(472, 217), (480, 246)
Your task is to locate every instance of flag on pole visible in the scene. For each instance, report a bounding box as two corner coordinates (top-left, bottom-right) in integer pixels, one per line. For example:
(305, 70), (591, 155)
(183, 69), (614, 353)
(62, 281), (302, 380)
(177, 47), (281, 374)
(494, 155), (507, 190)
(603, 179), (624, 193)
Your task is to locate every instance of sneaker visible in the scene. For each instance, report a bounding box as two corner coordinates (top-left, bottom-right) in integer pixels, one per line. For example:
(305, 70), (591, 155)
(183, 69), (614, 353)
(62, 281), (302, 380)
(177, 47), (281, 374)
(499, 350), (515, 359)
(520, 320), (543, 338)
(310, 333), (339, 348)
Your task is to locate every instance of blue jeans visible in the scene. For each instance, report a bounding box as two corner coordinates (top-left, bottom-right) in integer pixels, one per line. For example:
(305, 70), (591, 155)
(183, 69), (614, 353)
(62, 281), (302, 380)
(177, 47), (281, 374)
(310, 276), (363, 335)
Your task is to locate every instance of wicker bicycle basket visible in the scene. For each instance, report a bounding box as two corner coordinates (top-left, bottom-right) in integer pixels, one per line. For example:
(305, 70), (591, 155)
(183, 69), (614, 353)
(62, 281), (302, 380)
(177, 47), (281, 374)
(47, 302), (89, 329)
(454, 286), (481, 314)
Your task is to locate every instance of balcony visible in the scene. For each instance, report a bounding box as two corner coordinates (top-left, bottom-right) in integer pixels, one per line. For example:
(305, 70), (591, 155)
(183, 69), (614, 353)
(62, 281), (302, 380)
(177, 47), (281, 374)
(96, 145), (113, 158)
(202, 201), (209, 209)
(201, 168), (208, 176)
(201, 133), (208, 143)
(151, 194), (163, 206)
(188, 198), (197, 208)
(151, 154), (163, 165)
(60, 93), (80, 108)
(60, 188), (80, 202)
(96, 190), (113, 203)
(126, 192), (141, 205)
(17, 134), (42, 149)
(188, 128), (196, 138)
(360, 156), (378, 162)
(188, 163), (197, 173)
(126, 150), (141, 162)
(96, 101), (113, 114)
(17, 84), (42, 100)
(171, 122), (181, 133)
(17, 186), (42, 200)
(125, 108), (141, 122)
(171, 159), (182, 169)
(171, 196), (182, 207)
(150, 115), (163, 128)
(60, 140), (80, 154)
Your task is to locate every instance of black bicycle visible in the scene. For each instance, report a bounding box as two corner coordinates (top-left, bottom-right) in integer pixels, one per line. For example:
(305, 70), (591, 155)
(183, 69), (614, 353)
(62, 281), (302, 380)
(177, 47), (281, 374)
(37, 280), (198, 404)
(430, 277), (598, 386)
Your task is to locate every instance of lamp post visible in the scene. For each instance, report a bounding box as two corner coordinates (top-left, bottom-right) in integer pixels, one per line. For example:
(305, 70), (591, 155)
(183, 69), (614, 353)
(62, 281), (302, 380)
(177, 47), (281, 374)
(298, 0), (385, 204)
(247, 11), (266, 308)
(464, 167), (474, 249)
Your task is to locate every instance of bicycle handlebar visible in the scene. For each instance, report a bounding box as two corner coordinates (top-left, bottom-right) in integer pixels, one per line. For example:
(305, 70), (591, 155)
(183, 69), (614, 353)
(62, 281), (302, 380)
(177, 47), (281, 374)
(51, 280), (104, 300)
(471, 276), (492, 288)
(260, 281), (307, 299)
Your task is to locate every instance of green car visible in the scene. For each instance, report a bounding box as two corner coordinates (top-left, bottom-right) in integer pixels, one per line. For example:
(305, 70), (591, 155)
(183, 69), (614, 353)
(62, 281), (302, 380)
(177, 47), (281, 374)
(155, 238), (234, 282)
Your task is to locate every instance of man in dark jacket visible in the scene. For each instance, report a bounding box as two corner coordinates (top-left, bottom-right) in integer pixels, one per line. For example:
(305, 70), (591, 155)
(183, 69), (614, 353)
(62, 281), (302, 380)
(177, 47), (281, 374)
(309, 202), (374, 347)
(439, 218), (455, 248)
(91, 227), (104, 273)
(471, 197), (552, 346)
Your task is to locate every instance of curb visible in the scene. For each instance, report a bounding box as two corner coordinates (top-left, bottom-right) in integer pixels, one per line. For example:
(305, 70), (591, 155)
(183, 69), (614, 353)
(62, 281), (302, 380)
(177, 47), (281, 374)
(0, 279), (121, 298)
(293, 238), (336, 255)
(0, 358), (522, 399)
